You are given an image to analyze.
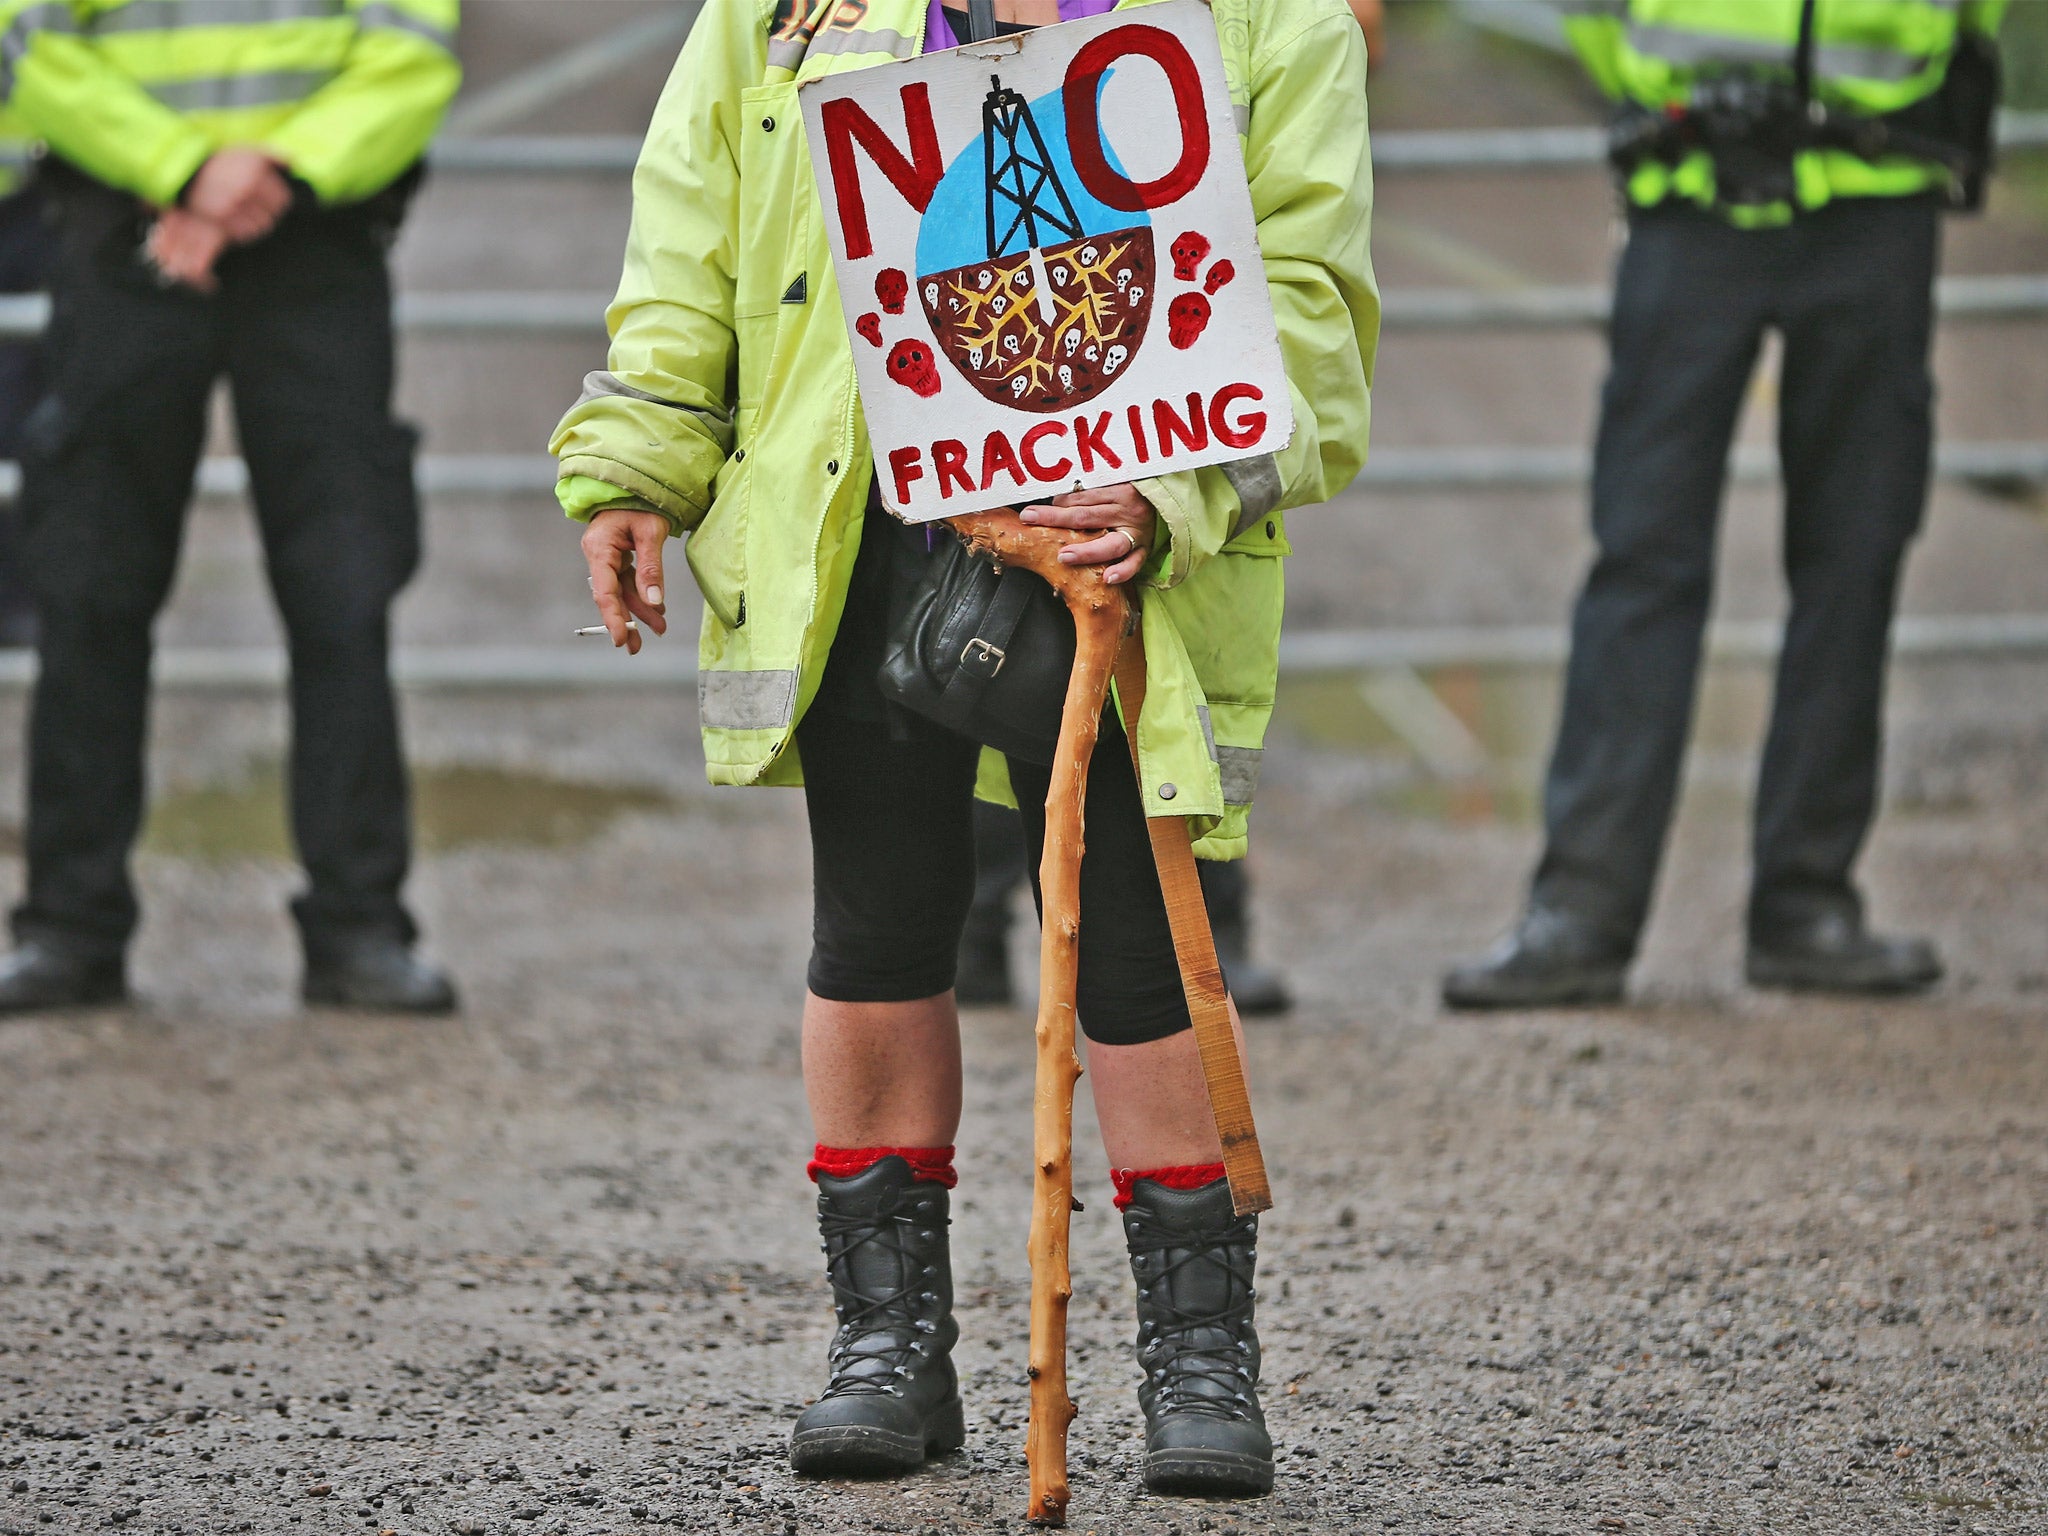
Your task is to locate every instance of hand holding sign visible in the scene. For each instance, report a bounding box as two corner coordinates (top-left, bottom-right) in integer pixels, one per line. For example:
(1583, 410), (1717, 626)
(802, 1), (1292, 522)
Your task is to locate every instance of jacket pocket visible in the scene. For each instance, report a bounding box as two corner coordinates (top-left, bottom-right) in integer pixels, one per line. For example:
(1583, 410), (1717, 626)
(736, 84), (800, 316)
(687, 454), (750, 632)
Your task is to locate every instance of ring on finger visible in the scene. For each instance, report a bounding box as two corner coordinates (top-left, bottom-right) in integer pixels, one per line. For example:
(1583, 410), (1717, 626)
(1115, 527), (1141, 557)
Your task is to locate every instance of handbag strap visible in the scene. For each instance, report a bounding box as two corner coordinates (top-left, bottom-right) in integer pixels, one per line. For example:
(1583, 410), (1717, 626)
(937, 564), (1037, 717)
(966, 0), (999, 43)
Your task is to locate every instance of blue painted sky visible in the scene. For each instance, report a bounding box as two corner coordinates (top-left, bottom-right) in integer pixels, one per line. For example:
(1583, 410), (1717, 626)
(915, 74), (1148, 274)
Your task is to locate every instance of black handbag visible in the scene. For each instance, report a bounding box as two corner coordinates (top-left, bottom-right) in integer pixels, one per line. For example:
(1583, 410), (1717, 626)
(873, 1), (1075, 764)
(876, 531), (1075, 766)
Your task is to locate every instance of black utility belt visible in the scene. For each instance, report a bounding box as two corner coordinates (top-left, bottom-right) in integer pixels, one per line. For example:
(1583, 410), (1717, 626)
(1607, 33), (2002, 213)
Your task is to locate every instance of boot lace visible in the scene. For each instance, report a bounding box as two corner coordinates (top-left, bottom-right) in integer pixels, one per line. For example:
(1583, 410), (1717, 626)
(1131, 1216), (1259, 1421)
(817, 1201), (941, 1400)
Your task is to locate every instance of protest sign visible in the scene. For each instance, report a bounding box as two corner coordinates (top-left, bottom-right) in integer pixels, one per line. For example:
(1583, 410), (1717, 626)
(800, 0), (1293, 522)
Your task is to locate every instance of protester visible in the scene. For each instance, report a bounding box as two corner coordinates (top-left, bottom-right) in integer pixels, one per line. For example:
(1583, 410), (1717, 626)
(1443, 0), (2008, 1010)
(0, 0), (463, 1013)
(554, 0), (1376, 1495)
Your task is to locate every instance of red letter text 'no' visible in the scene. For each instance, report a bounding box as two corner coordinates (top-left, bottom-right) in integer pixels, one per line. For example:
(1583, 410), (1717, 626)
(822, 83), (944, 262)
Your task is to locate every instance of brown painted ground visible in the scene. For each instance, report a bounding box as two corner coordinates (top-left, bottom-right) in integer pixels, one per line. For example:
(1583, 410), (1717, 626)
(2, 4), (2045, 1535)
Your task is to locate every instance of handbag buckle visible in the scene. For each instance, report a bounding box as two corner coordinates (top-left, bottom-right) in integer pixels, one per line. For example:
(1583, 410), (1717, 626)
(961, 637), (1007, 678)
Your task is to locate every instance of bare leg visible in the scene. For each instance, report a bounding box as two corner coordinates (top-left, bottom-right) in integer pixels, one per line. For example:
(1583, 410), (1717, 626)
(1086, 999), (1247, 1170)
(802, 991), (964, 1148)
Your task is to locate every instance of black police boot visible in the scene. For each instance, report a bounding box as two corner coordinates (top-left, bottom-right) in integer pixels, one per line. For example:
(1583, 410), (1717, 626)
(953, 913), (1014, 1007)
(1123, 1175), (1273, 1497)
(0, 939), (125, 1014)
(1440, 904), (1631, 1010)
(303, 935), (458, 1013)
(790, 1156), (964, 1477)
(959, 801), (1024, 1007)
(1747, 906), (1941, 995)
(1200, 860), (1292, 1017)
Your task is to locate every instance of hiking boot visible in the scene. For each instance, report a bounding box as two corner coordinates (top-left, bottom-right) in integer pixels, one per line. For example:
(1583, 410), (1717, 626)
(1123, 1175), (1273, 1498)
(0, 939), (125, 1014)
(303, 936), (458, 1013)
(1747, 907), (1941, 995)
(790, 1157), (964, 1476)
(1440, 905), (1631, 1010)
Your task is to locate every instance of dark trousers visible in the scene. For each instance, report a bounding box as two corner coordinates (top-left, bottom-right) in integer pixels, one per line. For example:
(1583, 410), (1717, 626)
(0, 185), (58, 639)
(1532, 197), (1940, 945)
(13, 185), (423, 958)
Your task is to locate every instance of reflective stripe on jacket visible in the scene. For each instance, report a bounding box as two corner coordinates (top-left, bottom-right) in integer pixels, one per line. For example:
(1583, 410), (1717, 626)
(550, 0), (1378, 859)
(1560, 0), (2009, 220)
(0, 0), (460, 206)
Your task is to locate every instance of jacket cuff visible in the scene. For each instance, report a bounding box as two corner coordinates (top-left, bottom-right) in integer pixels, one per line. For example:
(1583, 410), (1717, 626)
(558, 474), (665, 524)
(555, 456), (703, 536)
(145, 132), (216, 211)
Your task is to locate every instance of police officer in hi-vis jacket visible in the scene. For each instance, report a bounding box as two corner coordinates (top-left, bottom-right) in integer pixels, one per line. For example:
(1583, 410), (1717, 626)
(0, 0), (462, 1014)
(1446, 0), (2007, 1009)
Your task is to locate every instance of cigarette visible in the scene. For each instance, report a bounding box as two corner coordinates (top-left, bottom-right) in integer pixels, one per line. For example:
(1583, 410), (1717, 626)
(574, 621), (638, 636)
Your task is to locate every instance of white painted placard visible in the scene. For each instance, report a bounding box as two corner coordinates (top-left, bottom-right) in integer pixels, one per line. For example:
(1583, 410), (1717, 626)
(800, 0), (1293, 523)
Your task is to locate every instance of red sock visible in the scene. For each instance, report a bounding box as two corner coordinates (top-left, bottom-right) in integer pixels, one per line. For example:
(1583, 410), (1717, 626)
(1111, 1162), (1227, 1210)
(807, 1144), (958, 1188)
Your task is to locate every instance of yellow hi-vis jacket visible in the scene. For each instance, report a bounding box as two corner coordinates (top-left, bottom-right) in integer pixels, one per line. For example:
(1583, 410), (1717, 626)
(0, 0), (461, 208)
(551, 0), (1378, 857)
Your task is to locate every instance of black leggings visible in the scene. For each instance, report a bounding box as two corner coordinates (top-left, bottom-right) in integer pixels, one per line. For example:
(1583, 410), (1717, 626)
(798, 550), (1193, 1047)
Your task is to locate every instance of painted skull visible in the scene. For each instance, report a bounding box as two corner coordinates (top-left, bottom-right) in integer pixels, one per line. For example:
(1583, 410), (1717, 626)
(924, 280), (940, 307)
(1203, 259), (1237, 296)
(1102, 343), (1129, 376)
(976, 269), (994, 290)
(1002, 334), (1021, 355)
(1080, 243), (1099, 266)
(991, 294), (1009, 316)
(1171, 231), (1212, 282)
(1010, 377), (1028, 397)
(1167, 291), (1212, 350)
(1116, 268), (1132, 290)
(887, 337), (942, 397)
(875, 268), (908, 315)
(1129, 285), (1145, 307)
(1062, 329), (1081, 357)
(854, 312), (883, 348)
(1057, 364), (1074, 393)
(1053, 264), (1071, 285)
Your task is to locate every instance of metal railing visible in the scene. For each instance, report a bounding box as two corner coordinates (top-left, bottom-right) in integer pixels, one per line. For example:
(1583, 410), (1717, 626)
(422, 112), (2048, 177)
(7, 273), (2045, 343)
(0, 610), (2039, 694)
(6, 440), (2027, 505)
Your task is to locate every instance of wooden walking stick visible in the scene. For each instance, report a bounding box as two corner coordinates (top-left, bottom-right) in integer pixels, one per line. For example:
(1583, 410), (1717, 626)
(1110, 627), (1273, 1218)
(948, 508), (1128, 1527)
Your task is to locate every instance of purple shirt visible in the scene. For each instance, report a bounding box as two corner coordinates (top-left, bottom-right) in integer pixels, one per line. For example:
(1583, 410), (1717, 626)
(922, 1), (1120, 53)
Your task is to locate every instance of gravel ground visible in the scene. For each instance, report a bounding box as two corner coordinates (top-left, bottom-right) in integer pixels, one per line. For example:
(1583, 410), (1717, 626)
(0, 689), (2043, 1536)
(3, 5), (2045, 1534)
